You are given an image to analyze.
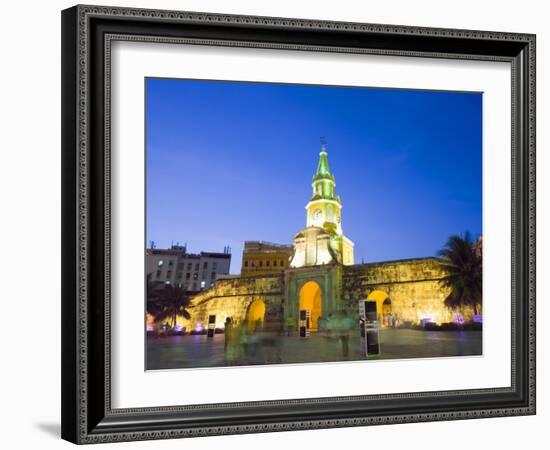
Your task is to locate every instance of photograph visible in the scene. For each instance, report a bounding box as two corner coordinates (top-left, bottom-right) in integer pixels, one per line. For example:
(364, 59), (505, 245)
(144, 78), (483, 370)
(55, 2), (537, 445)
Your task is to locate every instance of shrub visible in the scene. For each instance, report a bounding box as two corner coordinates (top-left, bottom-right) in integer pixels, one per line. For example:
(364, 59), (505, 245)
(423, 322), (441, 331)
(440, 322), (463, 331)
(463, 322), (483, 331)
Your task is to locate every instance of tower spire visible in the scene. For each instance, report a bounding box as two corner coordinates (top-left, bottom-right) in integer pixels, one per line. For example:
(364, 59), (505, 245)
(316, 137), (331, 177)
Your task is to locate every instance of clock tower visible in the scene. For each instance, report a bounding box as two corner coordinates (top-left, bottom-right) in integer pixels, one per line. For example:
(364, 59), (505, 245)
(290, 141), (354, 268)
(306, 141), (343, 234)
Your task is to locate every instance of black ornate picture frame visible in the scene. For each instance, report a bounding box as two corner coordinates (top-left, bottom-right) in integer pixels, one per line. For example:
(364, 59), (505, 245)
(61, 4), (536, 444)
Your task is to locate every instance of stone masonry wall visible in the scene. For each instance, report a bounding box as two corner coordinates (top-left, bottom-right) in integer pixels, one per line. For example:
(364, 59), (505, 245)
(177, 274), (284, 331)
(343, 258), (476, 324)
(170, 258), (477, 331)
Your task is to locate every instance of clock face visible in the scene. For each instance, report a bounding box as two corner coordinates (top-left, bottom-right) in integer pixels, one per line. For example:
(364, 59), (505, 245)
(313, 209), (322, 221)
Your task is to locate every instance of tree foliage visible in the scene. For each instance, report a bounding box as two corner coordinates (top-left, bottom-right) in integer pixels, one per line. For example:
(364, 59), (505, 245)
(147, 279), (191, 328)
(438, 232), (482, 315)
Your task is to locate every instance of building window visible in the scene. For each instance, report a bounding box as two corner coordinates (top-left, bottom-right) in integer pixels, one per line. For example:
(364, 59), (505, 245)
(213, 262), (217, 270)
(166, 270), (172, 278)
(168, 260), (174, 267)
(251, 262), (255, 267)
(185, 273), (190, 280)
(266, 260), (270, 267)
(187, 263), (192, 270)
(192, 282), (197, 291)
(193, 273), (198, 280)
(195, 263), (199, 271)
(203, 261), (208, 270)
(157, 260), (164, 267)
(177, 272), (183, 279)
(280, 260), (285, 267)
(244, 260), (249, 267)
(211, 272), (216, 280)
(259, 261), (263, 267)
(156, 270), (161, 278)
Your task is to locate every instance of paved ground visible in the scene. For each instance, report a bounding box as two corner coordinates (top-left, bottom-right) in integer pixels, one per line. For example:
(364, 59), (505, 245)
(147, 329), (482, 370)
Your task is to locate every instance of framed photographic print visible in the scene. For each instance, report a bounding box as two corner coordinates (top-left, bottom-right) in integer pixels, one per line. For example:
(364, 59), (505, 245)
(61, 4), (536, 444)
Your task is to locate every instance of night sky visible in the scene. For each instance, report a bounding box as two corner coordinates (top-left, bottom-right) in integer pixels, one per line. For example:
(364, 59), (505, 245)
(146, 78), (482, 274)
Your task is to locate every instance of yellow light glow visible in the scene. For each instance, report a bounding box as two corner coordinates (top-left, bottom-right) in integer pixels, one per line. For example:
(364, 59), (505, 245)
(416, 310), (444, 325)
(246, 299), (266, 332)
(367, 290), (390, 319)
(299, 281), (322, 331)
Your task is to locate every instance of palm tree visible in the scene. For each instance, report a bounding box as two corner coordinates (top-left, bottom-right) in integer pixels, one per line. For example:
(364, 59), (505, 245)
(146, 273), (163, 319)
(438, 232), (482, 315)
(147, 284), (192, 328)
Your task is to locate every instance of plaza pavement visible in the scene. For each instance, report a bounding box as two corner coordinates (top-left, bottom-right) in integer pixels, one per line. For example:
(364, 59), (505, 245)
(146, 328), (482, 370)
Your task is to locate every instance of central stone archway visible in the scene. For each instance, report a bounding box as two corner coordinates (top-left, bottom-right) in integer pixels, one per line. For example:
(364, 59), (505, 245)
(299, 281), (322, 331)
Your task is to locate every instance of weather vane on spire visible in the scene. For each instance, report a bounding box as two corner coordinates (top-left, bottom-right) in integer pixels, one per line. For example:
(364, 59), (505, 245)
(320, 136), (327, 148)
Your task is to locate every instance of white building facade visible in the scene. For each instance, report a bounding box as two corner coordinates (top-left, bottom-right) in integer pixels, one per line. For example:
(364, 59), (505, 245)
(146, 245), (231, 293)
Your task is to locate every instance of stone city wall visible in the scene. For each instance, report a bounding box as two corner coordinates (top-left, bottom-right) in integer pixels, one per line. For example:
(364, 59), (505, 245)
(177, 274), (284, 331)
(343, 258), (476, 324)
(167, 258), (478, 331)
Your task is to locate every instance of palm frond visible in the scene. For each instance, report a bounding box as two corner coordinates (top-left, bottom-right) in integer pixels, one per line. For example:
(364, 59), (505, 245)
(147, 283), (193, 324)
(438, 232), (482, 313)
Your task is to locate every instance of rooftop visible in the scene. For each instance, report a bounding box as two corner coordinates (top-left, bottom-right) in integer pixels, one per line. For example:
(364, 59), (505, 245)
(243, 241), (293, 252)
(147, 247), (231, 259)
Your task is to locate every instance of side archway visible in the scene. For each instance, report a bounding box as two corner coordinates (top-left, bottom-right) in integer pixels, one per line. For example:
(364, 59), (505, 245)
(299, 281), (322, 331)
(366, 290), (391, 324)
(246, 298), (266, 332)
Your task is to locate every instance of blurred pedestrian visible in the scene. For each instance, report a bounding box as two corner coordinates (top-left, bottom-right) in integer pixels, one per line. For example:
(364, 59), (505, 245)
(335, 310), (354, 358)
(224, 317), (233, 351)
(239, 325), (251, 364)
(224, 320), (244, 366)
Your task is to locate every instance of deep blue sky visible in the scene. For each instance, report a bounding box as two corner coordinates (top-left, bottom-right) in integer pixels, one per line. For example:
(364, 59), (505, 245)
(146, 78), (482, 274)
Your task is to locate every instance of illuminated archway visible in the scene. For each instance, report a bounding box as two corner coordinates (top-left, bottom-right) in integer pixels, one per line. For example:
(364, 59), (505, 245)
(299, 281), (322, 331)
(246, 298), (266, 332)
(366, 290), (390, 322)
